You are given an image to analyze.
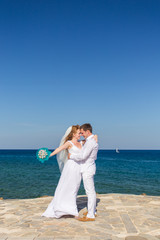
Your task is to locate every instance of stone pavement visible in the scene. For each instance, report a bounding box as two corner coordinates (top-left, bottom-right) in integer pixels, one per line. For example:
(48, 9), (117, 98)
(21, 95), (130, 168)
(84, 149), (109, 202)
(0, 194), (160, 240)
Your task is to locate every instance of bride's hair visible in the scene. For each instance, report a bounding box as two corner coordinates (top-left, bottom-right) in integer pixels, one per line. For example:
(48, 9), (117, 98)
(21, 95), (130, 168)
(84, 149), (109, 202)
(64, 125), (80, 143)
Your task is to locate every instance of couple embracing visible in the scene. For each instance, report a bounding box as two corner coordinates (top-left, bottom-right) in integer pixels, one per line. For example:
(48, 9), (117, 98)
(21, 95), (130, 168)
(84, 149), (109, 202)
(42, 123), (98, 221)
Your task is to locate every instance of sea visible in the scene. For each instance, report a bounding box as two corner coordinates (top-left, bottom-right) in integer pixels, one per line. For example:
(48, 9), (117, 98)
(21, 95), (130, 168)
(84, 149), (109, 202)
(0, 150), (160, 199)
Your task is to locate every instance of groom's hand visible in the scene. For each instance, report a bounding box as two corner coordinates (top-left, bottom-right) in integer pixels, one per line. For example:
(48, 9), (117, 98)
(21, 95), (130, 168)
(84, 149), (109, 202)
(68, 153), (71, 159)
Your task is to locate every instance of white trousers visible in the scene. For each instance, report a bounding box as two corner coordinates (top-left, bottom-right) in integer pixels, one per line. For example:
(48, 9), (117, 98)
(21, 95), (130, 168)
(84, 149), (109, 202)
(82, 172), (96, 218)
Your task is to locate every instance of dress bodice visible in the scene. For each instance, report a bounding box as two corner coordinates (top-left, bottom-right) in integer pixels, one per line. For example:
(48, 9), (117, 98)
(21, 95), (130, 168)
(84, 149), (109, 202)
(68, 141), (82, 155)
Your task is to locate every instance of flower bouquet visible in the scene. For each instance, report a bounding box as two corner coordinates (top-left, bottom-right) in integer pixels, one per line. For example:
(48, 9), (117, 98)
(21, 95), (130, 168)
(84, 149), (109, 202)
(36, 148), (52, 163)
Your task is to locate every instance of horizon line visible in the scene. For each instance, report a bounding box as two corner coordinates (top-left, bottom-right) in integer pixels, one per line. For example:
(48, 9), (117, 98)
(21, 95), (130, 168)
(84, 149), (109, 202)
(0, 148), (160, 151)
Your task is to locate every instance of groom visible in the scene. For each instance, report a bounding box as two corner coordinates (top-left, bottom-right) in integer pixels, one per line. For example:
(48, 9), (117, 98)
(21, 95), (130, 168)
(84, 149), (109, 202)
(69, 123), (98, 221)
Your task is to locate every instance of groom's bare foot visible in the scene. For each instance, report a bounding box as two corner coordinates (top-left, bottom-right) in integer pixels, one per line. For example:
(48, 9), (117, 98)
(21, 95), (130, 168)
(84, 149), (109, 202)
(76, 216), (95, 222)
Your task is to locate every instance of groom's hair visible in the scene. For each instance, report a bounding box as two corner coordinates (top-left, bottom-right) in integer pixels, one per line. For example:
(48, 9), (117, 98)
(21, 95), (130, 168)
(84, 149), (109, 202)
(80, 123), (92, 133)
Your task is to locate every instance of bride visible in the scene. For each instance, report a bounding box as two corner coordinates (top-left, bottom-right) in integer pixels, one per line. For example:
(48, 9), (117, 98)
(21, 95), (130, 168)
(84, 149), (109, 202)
(42, 125), (82, 218)
(42, 124), (97, 219)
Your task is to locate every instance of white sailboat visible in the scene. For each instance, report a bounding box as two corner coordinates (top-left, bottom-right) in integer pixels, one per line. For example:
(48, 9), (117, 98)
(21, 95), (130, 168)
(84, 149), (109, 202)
(116, 148), (120, 153)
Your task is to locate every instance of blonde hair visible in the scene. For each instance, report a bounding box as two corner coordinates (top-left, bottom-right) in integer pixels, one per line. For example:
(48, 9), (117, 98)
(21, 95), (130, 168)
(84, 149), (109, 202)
(64, 125), (80, 143)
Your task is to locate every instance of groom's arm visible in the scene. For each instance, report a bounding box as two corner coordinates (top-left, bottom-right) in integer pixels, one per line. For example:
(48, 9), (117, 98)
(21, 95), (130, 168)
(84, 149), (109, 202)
(70, 140), (98, 162)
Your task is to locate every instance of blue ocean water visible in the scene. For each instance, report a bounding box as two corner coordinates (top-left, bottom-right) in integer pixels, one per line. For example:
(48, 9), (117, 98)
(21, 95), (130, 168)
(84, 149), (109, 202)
(0, 150), (160, 199)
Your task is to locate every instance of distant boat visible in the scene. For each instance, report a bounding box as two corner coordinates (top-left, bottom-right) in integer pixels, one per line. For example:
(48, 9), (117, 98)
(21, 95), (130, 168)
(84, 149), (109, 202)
(116, 148), (120, 153)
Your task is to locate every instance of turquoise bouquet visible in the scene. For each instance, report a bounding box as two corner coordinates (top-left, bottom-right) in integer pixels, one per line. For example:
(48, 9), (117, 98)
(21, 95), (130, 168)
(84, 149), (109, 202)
(36, 148), (52, 163)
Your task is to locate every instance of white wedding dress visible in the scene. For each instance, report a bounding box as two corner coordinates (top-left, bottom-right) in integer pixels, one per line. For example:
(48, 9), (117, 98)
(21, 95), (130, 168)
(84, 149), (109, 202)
(42, 141), (82, 218)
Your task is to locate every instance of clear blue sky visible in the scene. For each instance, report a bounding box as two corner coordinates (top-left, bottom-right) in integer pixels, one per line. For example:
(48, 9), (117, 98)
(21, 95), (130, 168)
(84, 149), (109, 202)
(0, 0), (160, 149)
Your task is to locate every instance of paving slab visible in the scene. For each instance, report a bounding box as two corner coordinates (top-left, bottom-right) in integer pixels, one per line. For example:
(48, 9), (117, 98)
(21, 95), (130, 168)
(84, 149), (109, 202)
(0, 194), (160, 240)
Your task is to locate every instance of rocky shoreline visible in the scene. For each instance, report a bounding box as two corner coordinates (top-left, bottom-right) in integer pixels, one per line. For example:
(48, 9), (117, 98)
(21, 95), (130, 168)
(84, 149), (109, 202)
(0, 193), (160, 240)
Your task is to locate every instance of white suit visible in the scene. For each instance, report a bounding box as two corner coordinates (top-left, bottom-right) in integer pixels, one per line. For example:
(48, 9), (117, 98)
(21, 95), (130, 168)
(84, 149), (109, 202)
(70, 134), (98, 218)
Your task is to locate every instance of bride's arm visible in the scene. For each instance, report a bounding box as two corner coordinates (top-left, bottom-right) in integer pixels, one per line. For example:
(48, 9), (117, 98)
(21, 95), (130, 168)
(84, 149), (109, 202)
(93, 134), (98, 143)
(49, 142), (70, 158)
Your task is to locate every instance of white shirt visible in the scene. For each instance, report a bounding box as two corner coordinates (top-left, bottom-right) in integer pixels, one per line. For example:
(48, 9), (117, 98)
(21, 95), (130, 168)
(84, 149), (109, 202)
(70, 134), (98, 174)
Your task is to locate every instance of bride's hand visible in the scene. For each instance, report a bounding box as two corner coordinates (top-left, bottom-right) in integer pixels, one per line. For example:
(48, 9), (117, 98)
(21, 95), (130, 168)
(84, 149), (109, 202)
(93, 134), (98, 143)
